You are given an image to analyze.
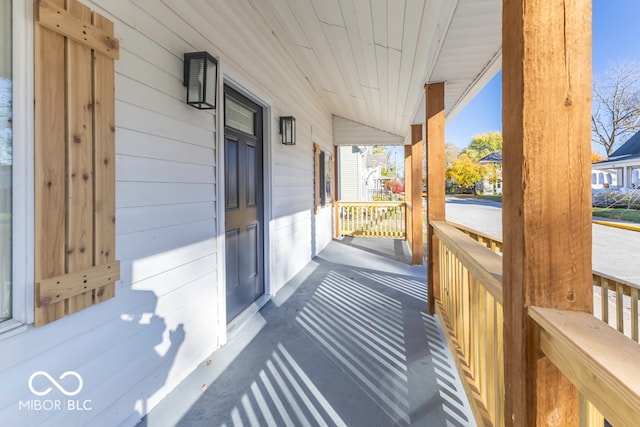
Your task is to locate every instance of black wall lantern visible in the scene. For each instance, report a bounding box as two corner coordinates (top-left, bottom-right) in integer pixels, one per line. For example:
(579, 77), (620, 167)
(279, 116), (296, 145)
(183, 51), (218, 109)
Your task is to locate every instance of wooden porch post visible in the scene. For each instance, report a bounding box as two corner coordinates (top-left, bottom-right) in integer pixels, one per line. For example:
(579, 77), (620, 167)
(404, 145), (413, 251)
(410, 124), (423, 265)
(502, 1), (592, 426)
(334, 145), (340, 237)
(426, 83), (445, 314)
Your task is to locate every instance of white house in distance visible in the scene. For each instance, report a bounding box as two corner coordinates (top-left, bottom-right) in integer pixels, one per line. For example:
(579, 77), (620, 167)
(476, 151), (503, 195)
(335, 116), (404, 201)
(0, 1), (503, 425)
(592, 130), (640, 189)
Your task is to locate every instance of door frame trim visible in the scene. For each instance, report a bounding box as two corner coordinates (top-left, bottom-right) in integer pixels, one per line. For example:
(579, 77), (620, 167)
(217, 74), (273, 344)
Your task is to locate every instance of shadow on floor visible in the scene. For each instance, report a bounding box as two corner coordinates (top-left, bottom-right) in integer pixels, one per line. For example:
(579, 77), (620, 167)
(141, 238), (474, 427)
(334, 236), (415, 264)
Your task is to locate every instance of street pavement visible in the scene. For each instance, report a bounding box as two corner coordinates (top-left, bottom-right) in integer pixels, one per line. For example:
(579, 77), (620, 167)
(444, 197), (640, 285)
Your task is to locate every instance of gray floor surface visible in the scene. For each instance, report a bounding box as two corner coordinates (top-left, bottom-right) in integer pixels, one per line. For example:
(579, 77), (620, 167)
(140, 237), (475, 427)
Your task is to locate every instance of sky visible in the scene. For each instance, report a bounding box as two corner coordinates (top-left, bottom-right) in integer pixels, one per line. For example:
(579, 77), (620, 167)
(445, 0), (640, 152)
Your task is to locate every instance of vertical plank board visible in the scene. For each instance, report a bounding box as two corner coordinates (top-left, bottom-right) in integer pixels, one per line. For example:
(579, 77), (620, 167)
(479, 288), (488, 410)
(410, 124), (423, 265)
(462, 267), (470, 357)
(67, 0), (95, 313)
(425, 83), (445, 314)
(631, 288), (638, 342)
(93, 12), (117, 303)
(616, 282), (624, 333)
(496, 303), (505, 427)
(502, 0), (592, 425)
(34, 0), (67, 326)
(487, 293), (496, 424)
(404, 145), (413, 248)
(471, 277), (479, 377)
(601, 278), (609, 324)
(334, 146), (339, 237)
(579, 395), (604, 427)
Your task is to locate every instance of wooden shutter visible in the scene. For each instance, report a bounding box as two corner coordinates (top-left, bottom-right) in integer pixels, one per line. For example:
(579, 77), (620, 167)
(34, 0), (120, 327)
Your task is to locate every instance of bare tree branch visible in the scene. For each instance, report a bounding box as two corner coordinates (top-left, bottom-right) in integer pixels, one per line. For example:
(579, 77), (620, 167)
(592, 60), (640, 156)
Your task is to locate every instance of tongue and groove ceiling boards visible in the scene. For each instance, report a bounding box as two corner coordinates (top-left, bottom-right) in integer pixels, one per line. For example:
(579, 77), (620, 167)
(245, 0), (502, 143)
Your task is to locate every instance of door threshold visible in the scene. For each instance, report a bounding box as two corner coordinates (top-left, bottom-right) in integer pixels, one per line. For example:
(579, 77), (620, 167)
(226, 294), (271, 342)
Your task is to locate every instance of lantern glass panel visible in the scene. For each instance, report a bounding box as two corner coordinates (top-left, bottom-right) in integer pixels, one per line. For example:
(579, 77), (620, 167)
(284, 121), (291, 143)
(184, 52), (217, 109)
(280, 117), (296, 145)
(187, 56), (205, 105)
(204, 56), (217, 107)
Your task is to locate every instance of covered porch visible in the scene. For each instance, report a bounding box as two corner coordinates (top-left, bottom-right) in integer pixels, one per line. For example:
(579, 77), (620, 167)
(143, 238), (473, 426)
(4, 0), (640, 426)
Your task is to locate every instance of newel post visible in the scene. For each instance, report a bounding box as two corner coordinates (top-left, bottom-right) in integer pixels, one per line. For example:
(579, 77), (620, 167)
(502, 1), (593, 426)
(426, 83), (445, 314)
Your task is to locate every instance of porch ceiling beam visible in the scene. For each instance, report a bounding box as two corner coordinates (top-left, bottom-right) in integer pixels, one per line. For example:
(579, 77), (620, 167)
(502, 0), (593, 426)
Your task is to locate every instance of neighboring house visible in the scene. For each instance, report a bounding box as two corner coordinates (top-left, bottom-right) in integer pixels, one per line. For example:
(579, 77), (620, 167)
(592, 130), (640, 189)
(476, 151), (503, 195)
(337, 145), (389, 201)
(0, 1), (503, 425)
(338, 145), (367, 201)
(335, 116), (404, 201)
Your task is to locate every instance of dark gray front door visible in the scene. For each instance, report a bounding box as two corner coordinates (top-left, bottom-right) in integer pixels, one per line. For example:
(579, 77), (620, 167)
(224, 86), (264, 322)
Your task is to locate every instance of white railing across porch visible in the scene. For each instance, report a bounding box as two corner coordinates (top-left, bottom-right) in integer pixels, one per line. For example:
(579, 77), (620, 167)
(336, 201), (406, 238)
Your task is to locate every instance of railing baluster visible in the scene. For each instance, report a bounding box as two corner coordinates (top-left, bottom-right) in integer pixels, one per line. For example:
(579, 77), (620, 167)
(462, 265), (470, 358)
(480, 288), (488, 412)
(602, 278), (609, 325)
(471, 277), (479, 380)
(496, 302), (504, 427)
(579, 394), (605, 427)
(616, 281), (624, 334)
(632, 288), (639, 342)
(486, 292), (496, 423)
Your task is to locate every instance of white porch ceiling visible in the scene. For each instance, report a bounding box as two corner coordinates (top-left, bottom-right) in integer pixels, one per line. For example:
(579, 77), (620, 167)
(247, 0), (502, 143)
(333, 115), (405, 146)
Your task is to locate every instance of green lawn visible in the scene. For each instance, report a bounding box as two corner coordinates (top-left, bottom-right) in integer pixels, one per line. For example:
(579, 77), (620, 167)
(447, 194), (503, 203)
(592, 208), (640, 224)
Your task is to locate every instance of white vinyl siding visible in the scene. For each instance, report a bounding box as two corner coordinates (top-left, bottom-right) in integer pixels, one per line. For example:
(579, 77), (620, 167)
(0, 1), (334, 425)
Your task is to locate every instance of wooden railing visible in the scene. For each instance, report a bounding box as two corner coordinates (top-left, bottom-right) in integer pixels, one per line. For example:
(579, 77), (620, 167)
(432, 221), (503, 425)
(336, 201), (406, 238)
(449, 221), (503, 254)
(593, 272), (640, 342)
(433, 220), (640, 426)
(451, 222), (640, 344)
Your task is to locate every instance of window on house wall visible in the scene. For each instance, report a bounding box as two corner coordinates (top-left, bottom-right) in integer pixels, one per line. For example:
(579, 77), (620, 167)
(0, 0), (12, 323)
(314, 144), (333, 211)
(324, 151), (333, 204)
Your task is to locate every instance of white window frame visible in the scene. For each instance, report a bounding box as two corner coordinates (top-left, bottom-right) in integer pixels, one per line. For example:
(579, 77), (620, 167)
(0, 0), (33, 336)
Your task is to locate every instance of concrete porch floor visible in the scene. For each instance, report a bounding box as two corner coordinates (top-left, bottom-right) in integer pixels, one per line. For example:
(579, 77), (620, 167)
(141, 238), (475, 427)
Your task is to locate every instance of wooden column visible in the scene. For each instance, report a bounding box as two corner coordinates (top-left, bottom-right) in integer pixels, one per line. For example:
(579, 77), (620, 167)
(410, 125), (423, 265)
(404, 145), (413, 251)
(334, 145), (340, 237)
(426, 83), (445, 314)
(502, 1), (592, 426)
